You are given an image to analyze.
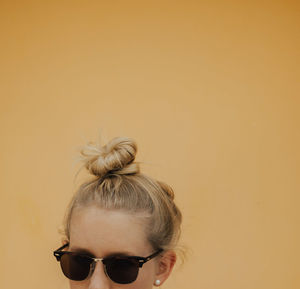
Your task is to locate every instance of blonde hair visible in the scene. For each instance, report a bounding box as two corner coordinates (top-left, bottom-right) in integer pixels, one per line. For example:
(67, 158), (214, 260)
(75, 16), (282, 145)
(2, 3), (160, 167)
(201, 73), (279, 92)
(63, 137), (182, 251)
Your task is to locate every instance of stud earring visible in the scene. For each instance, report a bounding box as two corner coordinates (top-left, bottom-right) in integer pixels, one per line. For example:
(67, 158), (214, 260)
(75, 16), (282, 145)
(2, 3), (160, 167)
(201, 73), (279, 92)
(155, 279), (161, 286)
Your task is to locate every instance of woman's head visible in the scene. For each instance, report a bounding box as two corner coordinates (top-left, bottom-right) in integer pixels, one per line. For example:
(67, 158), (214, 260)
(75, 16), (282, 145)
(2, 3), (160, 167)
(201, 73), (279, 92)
(57, 137), (182, 288)
(64, 137), (182, 252)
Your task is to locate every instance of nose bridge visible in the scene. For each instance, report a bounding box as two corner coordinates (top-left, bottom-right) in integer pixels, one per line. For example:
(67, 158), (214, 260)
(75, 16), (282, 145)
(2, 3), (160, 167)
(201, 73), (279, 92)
(88, 259), (110, 289)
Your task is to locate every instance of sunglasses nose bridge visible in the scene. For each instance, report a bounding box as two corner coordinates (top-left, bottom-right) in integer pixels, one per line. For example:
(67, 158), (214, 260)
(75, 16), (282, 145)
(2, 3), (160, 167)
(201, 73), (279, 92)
(93, 258), (111, 282)
(88, 257), (103, 275)
(88, 258), (112, 288)
(89, 257), (105, 277)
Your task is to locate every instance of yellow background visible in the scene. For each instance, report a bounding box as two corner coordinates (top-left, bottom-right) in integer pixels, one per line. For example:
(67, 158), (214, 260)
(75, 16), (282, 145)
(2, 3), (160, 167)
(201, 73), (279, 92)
(0, 1), (299, 288)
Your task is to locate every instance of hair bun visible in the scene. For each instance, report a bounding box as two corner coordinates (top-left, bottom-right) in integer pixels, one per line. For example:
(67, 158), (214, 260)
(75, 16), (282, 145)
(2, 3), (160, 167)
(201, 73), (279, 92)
(80, 137), (139, 178)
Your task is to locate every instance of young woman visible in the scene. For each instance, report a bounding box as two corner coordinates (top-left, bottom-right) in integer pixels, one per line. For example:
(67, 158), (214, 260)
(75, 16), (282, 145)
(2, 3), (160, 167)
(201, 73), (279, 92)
(53, 137), (182, 289)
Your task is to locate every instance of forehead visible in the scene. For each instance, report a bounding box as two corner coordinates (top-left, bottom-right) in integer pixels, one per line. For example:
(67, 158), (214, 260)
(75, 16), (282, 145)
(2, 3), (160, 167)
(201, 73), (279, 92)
(69, 205), (152, 256)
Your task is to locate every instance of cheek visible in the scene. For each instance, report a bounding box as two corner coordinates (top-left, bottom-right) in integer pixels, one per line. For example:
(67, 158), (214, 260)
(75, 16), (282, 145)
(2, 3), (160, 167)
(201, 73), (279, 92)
(69, 279), (153, 289)
(69, 280), (87, 289)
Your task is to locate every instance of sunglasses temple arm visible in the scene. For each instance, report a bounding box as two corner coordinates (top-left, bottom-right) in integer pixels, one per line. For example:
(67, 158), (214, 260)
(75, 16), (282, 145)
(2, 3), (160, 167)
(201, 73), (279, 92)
(53, 243), (69, 260)
(147, 249), (163, 260)
(139, 249), (164, 267)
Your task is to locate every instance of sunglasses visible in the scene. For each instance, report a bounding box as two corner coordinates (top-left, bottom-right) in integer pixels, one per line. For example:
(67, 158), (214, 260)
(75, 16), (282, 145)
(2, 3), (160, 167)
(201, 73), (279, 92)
(53, 243), (163, 284)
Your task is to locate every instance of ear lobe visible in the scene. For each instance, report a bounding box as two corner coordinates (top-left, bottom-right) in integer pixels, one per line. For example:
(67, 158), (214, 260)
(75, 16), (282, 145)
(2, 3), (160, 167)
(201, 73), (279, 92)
(154, 250), (177, 286)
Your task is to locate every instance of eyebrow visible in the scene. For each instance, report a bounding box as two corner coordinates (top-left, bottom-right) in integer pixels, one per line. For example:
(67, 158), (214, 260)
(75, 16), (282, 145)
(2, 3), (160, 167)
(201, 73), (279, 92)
(69, 246), (137, 258)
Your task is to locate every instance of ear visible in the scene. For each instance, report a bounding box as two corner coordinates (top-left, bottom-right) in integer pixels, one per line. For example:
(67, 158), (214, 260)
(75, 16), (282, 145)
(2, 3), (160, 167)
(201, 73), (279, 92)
(154, 250), (176, 286)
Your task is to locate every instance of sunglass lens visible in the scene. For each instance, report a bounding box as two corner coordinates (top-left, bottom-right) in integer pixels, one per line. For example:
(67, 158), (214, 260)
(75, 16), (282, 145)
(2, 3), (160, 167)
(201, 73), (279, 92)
(60, 253), (91, 281)
(105, 258), (139, 284)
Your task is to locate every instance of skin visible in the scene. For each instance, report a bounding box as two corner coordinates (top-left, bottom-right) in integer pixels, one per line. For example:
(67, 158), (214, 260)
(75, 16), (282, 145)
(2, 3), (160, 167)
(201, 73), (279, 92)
(66, 205), (176, 289)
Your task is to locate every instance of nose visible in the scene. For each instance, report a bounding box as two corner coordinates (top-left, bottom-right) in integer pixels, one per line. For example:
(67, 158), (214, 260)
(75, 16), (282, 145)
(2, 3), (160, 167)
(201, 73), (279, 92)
(88, 261), (110, 289)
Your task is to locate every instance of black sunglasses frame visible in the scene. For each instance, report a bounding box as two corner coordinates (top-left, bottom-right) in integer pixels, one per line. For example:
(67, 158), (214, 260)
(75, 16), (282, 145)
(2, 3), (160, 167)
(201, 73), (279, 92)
(53, 243), (163, 284)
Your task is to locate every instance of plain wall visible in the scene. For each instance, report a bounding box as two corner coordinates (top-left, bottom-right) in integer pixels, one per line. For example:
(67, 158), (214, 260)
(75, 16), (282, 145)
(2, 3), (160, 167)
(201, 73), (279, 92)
(0, 1), (299, 289)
